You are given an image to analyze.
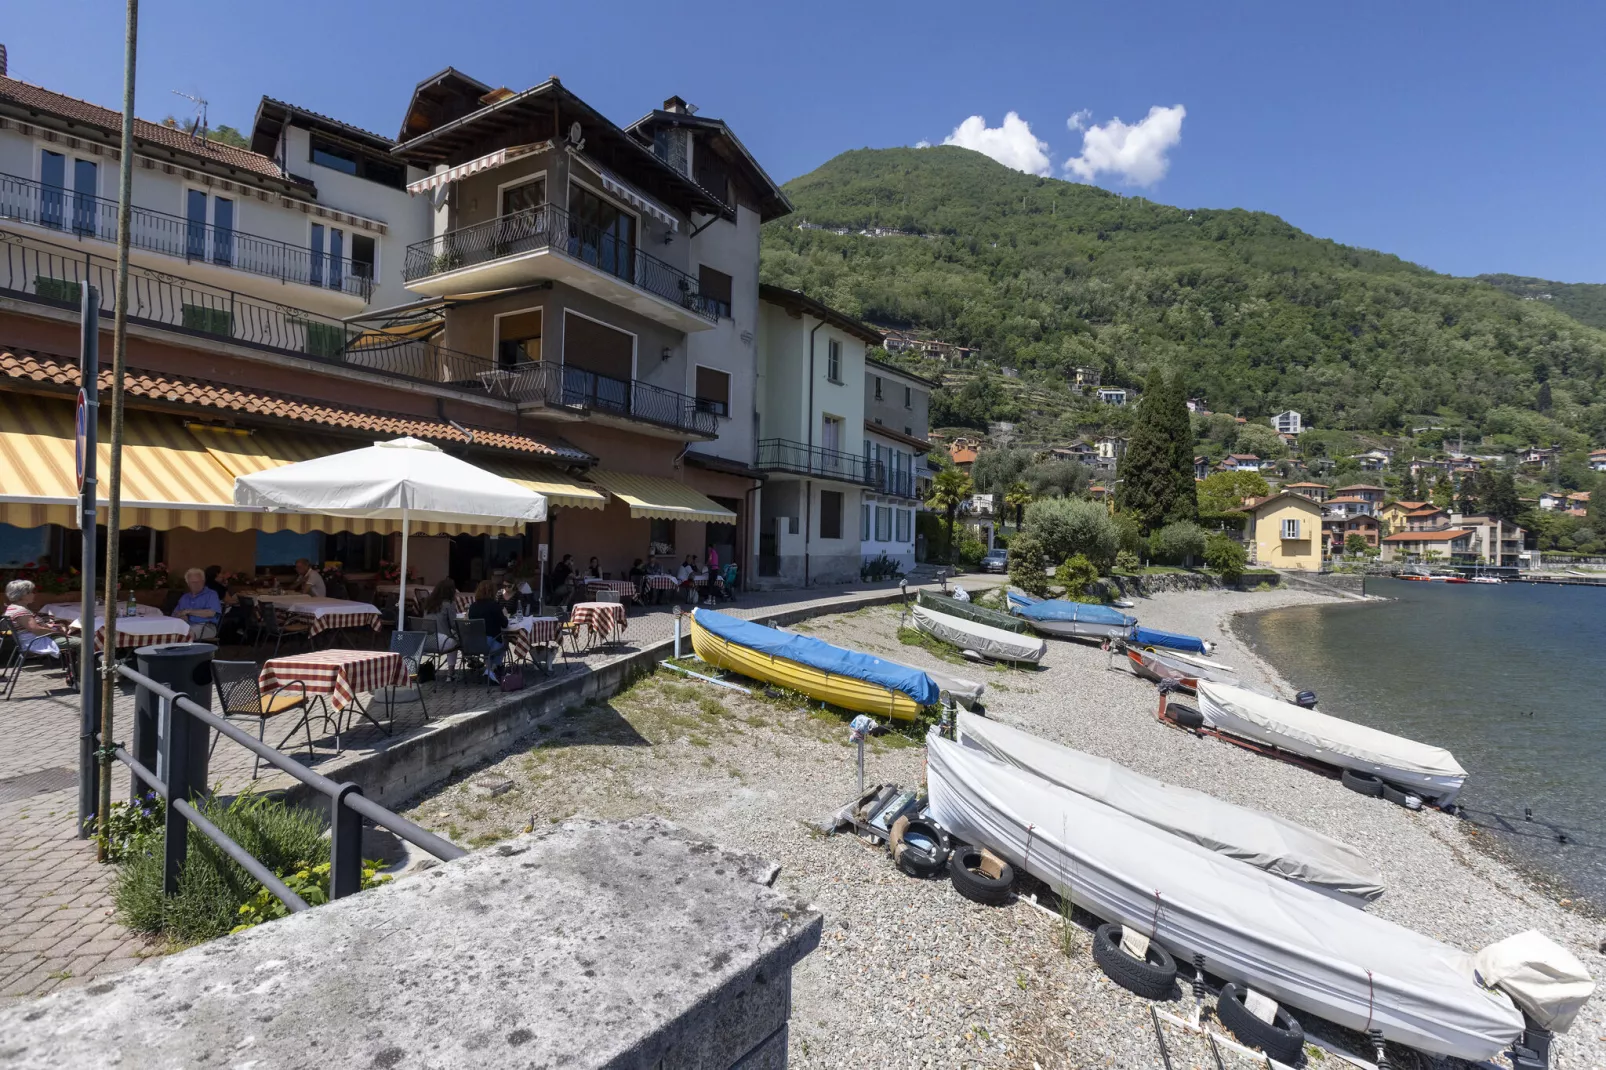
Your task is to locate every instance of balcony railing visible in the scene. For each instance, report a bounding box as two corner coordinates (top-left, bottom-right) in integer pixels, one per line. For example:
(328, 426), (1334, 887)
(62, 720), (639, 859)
(0, 228), (492, 390)
(402, 204), (719, 322)
(495, 360), (716, 437)
(0, 171), (373, 299)
(876, 469), (918, 499)
(756, 438), (883, 488)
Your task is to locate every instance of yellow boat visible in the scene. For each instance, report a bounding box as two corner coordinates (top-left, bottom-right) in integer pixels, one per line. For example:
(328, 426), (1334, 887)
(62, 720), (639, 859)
(689, 611), (921, 721)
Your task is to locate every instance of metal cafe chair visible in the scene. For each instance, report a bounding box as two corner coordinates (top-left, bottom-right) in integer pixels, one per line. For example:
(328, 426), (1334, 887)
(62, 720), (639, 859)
(257, 601), (312, 659)
(449, 616), (495, 687)
(382, 631), (431, 728)
(209, 660), (316, 780)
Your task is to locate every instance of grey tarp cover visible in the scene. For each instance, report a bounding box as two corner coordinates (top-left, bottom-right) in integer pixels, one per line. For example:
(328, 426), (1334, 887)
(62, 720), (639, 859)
(1197, 682), (1468, 805)
(955, 712), (1385, 903)
(925, 733), (1524, 1061)
(913, 604), (1047, 664)
(1471, 930), (1595, 1031)
(915, 589), (1032, 634)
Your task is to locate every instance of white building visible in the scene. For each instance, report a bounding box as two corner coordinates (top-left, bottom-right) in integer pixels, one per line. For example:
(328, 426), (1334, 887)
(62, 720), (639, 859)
(1097, 387), (1128, 406)
(861, 357), (933, 572)
(1272, 410), (1302, 435)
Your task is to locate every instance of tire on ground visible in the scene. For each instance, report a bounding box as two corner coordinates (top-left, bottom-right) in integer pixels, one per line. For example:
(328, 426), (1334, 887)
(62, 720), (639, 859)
(893, 818), (950, 878)
(1381, 781), (1421, 808)
(1167, 703), (1205, 730)
(1341, 769), (1384, 797)
(1217, 982), (1305, 1064)
(1090, 922), (1177, 1000)
(948, 846), (1013, 905)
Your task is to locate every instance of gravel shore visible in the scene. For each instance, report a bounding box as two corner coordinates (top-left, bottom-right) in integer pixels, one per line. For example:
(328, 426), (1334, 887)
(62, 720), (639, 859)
(403, 585), (1604, 1069)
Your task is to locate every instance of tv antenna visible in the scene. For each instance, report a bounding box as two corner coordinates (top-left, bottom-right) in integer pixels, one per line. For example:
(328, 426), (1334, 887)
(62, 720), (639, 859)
(170, 90), (209, 140)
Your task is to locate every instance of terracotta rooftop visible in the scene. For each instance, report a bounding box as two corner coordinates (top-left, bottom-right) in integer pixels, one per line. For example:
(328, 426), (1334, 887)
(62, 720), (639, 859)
(1405, 506), (1445, 516)
(0, 347), (590, 462)
(1285, 481), (1328, 488)
(0, 75), (298, 185)
(1391, 500), (1429, 510)
(1382, 529), (1473, 543)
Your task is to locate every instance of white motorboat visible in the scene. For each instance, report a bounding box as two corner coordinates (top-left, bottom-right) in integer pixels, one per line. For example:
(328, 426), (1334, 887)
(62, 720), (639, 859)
(911, 604), (1047, 664)
(1196, 682), (1467, 805)
(926, 734), (1531, 1061)
(954, 713), (1385, 903)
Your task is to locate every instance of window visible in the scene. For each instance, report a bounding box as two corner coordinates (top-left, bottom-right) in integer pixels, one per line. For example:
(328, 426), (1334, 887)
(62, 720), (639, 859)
(563, 310), (634, 383)
(569, 183), (636, 283)
(904, 385), (912, 409)
(896, 509), (911, 543)
(40, 150), (66, 229)
(312, 139), (358, 175)
(904, 426), (913, 437)
(310, 223), (347, 290)
(826, 339), (842, 382)
(649, 518), (675, 556)
(501, 176), (546, 216)
(350, 233), (376, 281)
(211, 195), (234, 266)
(697, 265), (733, 318)
(695, 366), (731, 417)
(310, 136), (405, 189)
(692, 139), (733, 204)
(185, 189), (233, 265)
(39, 150), (100, 235)
(874, 376), (883, 401)
(875, 506), (891, 542)
(861, 503), (871, 540)
(820, 414), (842, 458)
(819, 490), (843, 540)
(72, 159), (98, 235)
(495, 309), (542, 370)
(1281, 518), (1302, 540)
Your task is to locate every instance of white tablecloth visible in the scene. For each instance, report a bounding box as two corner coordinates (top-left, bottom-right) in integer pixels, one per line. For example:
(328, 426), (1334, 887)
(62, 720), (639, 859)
(73, 614), (192, 635)
(39, 602), (161, 621)
(276, 597), (382, 620)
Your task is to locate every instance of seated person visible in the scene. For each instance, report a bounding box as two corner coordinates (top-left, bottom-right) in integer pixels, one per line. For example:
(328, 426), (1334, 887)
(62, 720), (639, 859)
(676, 555), (699, 603)
(203, 565), (230, 600)
(548, 554), (576, 608)
(3, 579), (82, 686)
(173, 567), (222, 640)
(627, 559), (647, 602)
(421, 579), (461, 670)
(292, 558), (327, 597)
(585, 556), (602, 580)
(465, 579), (508, 683)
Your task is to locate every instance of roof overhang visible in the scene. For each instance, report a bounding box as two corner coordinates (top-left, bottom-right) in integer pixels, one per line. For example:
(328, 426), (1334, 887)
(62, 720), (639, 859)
(406, 142), (549, 195)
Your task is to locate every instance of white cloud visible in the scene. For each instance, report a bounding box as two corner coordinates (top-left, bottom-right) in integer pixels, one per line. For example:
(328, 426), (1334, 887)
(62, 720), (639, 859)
(1063, 105), (1185, 186)
(914, 139), (931, 149)
(942, 112), (1051, 176)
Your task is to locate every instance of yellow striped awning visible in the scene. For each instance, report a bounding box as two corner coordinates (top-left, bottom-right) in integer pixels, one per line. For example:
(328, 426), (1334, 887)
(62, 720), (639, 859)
(478, 459), (607, 511)
(584, 469), (736, 523)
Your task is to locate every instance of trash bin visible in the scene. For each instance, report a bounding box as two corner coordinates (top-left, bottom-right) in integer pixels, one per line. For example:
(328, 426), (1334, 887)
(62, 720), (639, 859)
(133, 642), (216, 800)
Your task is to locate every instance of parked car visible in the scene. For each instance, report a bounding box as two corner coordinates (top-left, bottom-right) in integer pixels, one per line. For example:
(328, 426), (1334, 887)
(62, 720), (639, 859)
(981, 548), (1009, 573)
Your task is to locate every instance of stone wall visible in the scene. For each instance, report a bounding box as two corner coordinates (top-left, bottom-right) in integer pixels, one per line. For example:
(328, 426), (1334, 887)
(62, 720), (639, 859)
(1097, 570), (1283, 599)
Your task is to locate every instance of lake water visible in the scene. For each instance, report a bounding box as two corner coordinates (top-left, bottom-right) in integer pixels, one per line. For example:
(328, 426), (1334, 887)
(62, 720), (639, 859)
(1236, 577), (1606, 906)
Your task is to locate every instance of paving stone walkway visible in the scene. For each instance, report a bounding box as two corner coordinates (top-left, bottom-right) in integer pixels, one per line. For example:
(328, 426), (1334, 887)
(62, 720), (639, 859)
(0, 575), (991, 1002)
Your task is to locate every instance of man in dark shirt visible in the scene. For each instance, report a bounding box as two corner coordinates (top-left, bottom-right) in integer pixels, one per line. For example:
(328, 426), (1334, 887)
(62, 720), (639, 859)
(549, 554), (576, 607)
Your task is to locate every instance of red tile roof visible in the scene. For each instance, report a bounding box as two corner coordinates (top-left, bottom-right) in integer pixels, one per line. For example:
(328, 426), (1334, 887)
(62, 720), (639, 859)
(1285, 481), (1328, 488)
(0, 347), (590, 461)
(1405, 506), (1445, 516)
(0, 76), (297, 185)
(1383, 529), (1472, 543)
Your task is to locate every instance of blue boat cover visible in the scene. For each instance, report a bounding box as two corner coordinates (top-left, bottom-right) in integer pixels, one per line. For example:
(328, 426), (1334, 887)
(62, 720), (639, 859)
(1006, 591), (1135, 627)
(694, 608), (940, 706)
(1131, 625), (1207, 654)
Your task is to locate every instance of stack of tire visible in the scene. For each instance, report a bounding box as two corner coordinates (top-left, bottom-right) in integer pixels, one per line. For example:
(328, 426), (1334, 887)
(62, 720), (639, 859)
(1341, 769), (1423, 810)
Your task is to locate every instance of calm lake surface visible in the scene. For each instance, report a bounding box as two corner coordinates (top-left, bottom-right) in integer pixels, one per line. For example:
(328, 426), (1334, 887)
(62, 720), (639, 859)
(1236, 577), (1606, 906)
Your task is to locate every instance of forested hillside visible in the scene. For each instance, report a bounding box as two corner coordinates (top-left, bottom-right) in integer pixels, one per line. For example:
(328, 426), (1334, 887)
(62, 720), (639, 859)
(759, 147), (1606, 445)
(1477, 274), (1606, 331)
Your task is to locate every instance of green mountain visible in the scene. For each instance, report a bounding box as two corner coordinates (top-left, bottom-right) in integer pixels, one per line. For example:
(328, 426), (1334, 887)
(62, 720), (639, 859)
(759, 146), (1606, 447)
(1476, 274), (1606, 331)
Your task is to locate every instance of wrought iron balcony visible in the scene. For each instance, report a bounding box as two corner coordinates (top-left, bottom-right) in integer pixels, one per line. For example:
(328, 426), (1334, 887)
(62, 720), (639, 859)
(756, 438), (883, 488)
(0, 171), (373, 299)
(489, 360), (716, 437)
(402, 204), (719, 323)
(0, 228), (490, 389)
(875, 469), (919, 499)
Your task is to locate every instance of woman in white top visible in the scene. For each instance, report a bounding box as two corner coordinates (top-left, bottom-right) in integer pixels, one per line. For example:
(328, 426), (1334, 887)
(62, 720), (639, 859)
(4, 579), (81, 686)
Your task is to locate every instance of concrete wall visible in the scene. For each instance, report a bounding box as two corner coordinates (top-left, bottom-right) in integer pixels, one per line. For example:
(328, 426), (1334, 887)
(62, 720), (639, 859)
(755, 300), (867, 450)
(683, 203), (761, 466)
(864, 366), (929, 440)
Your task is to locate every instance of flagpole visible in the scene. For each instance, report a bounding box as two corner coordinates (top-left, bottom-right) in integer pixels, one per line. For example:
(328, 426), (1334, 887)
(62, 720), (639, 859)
(97, 0), (139, 862)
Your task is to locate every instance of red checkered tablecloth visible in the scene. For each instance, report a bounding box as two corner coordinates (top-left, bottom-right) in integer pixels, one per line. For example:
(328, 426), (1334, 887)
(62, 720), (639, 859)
(455, 592), (475, 614)
(505, 617), (559, 662)
(642, 574), (679, 592)
(583, 578), (638, 599)
(259, 650), (409, 714)
(92, 619), (190, 652)
(282, 600), (383, 637)
(570, 601), (627, 639)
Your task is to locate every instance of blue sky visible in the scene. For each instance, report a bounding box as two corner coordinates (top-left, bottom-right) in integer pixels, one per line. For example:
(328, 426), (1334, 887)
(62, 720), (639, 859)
(5, 1), (1601, 281)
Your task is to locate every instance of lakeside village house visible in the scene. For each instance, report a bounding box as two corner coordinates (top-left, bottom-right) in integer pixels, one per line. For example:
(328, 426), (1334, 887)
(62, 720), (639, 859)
(0, 57), (933, 591)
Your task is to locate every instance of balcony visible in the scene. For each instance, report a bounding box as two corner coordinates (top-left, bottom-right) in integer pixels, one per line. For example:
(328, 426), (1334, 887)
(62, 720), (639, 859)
(487, 360), (715, 438)
(402, 204), (718, 333)
(0, 227), (491, 391)
(874, 469), (919, 499)
(756, 438), (883, 489)
(0, 171), (373, 301)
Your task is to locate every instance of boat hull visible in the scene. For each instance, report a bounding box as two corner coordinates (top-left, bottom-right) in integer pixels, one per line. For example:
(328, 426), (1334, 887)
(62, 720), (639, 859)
(1126, 647), (1198, 690)
(689, 615), (921, 720)
(912, 604), (1046, 664)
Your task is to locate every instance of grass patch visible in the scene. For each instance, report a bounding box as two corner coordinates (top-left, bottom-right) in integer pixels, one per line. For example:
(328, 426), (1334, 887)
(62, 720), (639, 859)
(896, 625), (968, 666)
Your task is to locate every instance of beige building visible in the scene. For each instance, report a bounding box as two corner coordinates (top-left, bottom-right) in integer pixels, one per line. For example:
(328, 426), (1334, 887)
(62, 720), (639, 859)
(1380, 528), (1475, 563)
(1245, 492), (1324, 572)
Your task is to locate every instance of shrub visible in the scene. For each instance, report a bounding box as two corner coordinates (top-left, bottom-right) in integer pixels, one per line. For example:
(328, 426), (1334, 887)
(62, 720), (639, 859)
(1054, 554), (1100, 598)
(954, 530), (987, 568)
(1113, 511), (1144, 558)
(1024, 498), (1119, 572)
(1204, 534), (1248, 581)
(1149, 521), (1208, 565)
(1007, 531), (1050, 597)
(1114, 549), (1141, 573)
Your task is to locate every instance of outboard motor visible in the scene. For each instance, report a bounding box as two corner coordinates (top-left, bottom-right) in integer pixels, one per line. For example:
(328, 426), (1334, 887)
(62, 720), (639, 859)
(1294, 689), (1318, 709)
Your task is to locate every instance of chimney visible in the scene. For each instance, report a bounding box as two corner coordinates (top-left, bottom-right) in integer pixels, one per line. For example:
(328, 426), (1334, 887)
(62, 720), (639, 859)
(0, 44), (8, 78)
(663, 95), (689, 114)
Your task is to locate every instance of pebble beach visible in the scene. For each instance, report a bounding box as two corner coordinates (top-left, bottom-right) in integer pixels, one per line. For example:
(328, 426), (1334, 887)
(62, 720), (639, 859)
(405, 584), (1605, 1069)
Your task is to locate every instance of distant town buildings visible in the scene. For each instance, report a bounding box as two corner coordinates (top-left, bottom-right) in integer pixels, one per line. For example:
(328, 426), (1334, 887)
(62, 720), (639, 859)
(879, 328), (978, 364)
(1590, 449), (1606, 472)
(1097, 387), (1128, 406)
(1070, 366), (1102, 391)
(1219, 454), (1265, 472)
(1272, 410), (1303, 435)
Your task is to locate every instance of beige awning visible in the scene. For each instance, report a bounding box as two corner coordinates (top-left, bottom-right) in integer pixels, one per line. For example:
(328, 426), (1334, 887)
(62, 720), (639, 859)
(478, 459), (607, 511)
(585, 469), (735, 522)
(406, 142), (550, 195)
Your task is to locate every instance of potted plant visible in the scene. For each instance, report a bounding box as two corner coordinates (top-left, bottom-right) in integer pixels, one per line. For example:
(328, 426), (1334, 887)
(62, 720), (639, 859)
(374, 560), (420, 585)
(10, 563), (81, 606)
(119, 563), (174, 607)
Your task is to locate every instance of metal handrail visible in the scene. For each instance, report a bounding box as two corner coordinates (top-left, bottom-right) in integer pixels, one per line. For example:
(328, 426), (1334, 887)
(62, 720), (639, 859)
(756, 438), (884, 488)
(0, 170), (373, 299)
(0, 228), (496, 391)
(110, 663), (465, 916)
(507, 360), (718, 437)
(402, 203), (719, 322)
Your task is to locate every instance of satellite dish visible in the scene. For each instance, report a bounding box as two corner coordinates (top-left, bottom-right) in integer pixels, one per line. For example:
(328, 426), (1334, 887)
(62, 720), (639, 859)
(567, 122), (584, 148)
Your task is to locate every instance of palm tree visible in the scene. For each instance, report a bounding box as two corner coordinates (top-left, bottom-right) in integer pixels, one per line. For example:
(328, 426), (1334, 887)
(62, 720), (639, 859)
(1004, 480), (1032, 530)
(926, 466), (973, 563)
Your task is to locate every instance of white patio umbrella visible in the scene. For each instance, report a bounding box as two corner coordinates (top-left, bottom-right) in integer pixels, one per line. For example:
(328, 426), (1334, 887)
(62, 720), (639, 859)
(233, 437), (547, 620)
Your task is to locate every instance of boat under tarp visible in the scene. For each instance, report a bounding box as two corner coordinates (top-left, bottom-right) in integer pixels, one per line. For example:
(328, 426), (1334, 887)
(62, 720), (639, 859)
(1130, 624), (1209, 654)
(954, 713), (1385, 903)
(1196, 682), (1467, 805)
(926, 734), (1524, 1061)
(1005, 591), (1135, 639)
(912, 604), (1047, 664)
(915, 589), (1033, 634)
(690, 608), (937, 720)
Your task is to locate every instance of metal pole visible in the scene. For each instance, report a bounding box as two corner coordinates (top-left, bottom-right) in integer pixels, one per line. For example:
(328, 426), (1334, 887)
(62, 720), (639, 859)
(395, 506), (409, 638)
(97, 0), (139, 862)
(76, 285), (100, 838)
(856, 736), (865, 796)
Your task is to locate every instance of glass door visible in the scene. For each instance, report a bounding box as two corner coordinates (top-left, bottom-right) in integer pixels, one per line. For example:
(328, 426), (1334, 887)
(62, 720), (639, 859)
(567, 184), (635, 283)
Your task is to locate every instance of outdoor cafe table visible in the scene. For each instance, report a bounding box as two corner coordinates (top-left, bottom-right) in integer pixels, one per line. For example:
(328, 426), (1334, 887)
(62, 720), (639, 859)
(74, 615), (192, 652)
(504, 616), (559, 664)
(375, 583), (433, 612)
(39, 602), (162, 622)
(270, 597), (383, 637)
(640, 574), (679, 593)
(258, 649), (408, 741)
(569, 601), (627, 648)
(583, 578), (638, 600)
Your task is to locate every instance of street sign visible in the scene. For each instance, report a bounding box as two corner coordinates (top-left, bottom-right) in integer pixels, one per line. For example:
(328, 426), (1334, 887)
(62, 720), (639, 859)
(75, 388), (89, 492)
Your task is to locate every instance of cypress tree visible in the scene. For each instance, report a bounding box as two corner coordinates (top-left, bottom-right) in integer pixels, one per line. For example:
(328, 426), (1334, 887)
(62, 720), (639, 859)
(1164, 372), (1199, 524)
(1116, 367), (1195, 532)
